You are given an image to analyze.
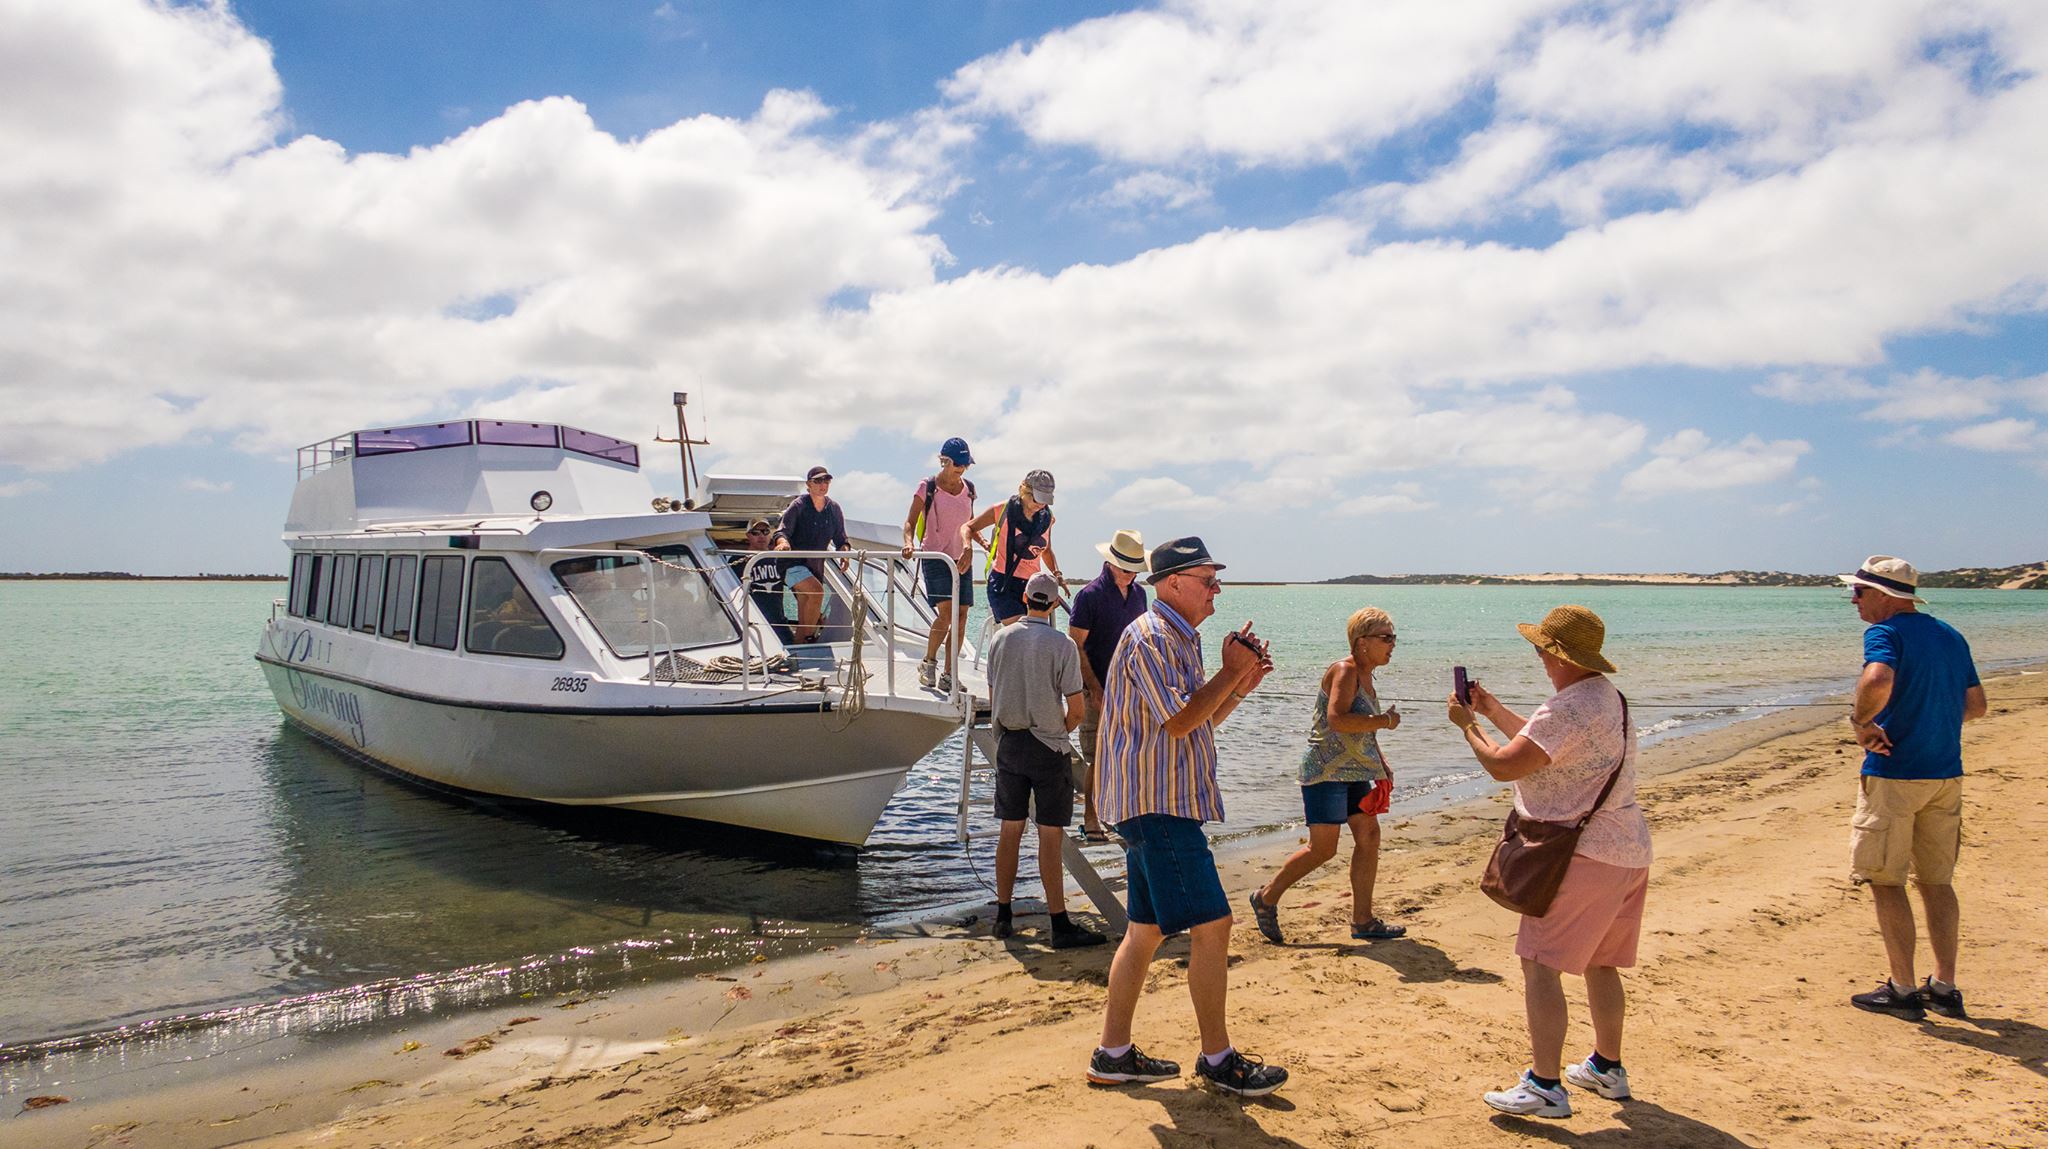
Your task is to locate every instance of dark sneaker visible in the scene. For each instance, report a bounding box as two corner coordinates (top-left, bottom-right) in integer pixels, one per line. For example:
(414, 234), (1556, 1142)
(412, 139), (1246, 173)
(1351, 918), (1407, 940)
(1248, 890), (1283, 944)
(1088, 1045), (1180, 1086)
(992, 906), (1014, 940)
(1851, 980), (1926, 1020)
(1051, 923), (1108, 950)
(1921, 978), (1967, 1019)
(1193, 1049), (1288, 1098)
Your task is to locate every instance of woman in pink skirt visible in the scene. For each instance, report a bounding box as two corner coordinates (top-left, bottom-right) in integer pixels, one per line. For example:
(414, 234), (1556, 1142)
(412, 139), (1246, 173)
(1446, 605), (1652, 1120)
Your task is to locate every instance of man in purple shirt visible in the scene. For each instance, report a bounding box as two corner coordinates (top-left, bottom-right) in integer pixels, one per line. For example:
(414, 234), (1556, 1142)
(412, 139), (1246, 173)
(1068, 529), (1150, 842)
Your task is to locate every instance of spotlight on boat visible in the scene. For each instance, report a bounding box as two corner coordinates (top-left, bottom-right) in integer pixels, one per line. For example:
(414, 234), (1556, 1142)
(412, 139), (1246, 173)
(530, 490), (553, 512)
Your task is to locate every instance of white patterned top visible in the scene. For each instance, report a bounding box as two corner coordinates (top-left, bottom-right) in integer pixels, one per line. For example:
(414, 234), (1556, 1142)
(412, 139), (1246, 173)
(1516, 675), (1654, 869)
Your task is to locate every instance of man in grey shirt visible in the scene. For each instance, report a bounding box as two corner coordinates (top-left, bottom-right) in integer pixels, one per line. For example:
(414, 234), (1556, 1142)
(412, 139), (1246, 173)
(986, 571), (1106, 949)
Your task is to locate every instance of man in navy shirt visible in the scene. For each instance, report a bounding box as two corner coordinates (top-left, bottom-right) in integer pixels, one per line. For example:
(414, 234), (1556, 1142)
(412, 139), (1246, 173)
(1068, 529), (1150, 842)
(1840, 555), (1986, 1022)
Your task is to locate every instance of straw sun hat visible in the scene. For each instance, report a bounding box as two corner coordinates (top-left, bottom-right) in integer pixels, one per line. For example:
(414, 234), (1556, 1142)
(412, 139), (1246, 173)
(1517, 604), (1618, 675)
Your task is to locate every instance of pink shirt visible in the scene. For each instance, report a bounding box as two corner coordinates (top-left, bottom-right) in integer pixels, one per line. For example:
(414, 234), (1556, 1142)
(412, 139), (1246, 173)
(1517, 676), (1654, 869)
(916, 478), (974, 563)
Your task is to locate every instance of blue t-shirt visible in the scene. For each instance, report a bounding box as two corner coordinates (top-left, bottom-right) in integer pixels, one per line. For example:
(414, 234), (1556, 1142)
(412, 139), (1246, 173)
(1069, 563), (1149, 686)
(1861, 612), (1979, 780)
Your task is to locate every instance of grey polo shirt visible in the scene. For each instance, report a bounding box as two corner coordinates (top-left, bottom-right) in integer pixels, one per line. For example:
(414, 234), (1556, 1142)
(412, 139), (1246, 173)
(985, 616), (1083, 755)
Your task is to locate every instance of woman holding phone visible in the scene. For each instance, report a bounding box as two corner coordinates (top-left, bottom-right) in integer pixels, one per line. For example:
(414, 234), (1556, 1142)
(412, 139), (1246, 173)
(1248, 606), (1405, 944)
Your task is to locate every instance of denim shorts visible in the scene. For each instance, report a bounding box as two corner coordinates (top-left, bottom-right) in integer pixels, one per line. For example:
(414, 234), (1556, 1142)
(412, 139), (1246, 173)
(1116, 813), (1231, 935)
(786, 562), (819, 587)
(1302, 779), (1379, 825)
(986, 571), (1027, 621)
(921, 558), (974, 606)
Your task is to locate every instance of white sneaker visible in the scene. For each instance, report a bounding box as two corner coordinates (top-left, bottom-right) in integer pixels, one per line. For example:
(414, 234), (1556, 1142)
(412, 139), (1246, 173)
(917, 660), (936, 688)
(1483, 1070), (1571, 1118)
(1564, 1057), (1631, 1100)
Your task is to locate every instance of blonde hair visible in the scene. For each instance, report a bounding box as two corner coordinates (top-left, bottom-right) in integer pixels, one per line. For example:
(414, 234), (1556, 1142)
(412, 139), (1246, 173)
(1346, 606), (1393, 651)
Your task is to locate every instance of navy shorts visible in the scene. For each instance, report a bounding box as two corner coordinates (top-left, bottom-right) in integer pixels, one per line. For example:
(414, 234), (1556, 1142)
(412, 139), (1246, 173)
(986, 571), (1027, 621)
(921, 558), (974, 606)
(994, 729), (1073, 827)
(1302, 779), (1380, 825)
(1117, 813), (1231, 935)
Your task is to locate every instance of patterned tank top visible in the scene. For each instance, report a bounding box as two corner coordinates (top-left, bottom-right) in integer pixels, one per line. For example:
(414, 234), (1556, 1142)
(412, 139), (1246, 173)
(1298, 680), (1388, 785)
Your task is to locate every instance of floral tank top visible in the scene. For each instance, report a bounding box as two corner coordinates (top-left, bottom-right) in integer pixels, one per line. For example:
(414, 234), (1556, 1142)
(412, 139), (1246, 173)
(1298, 681), (1388, 785)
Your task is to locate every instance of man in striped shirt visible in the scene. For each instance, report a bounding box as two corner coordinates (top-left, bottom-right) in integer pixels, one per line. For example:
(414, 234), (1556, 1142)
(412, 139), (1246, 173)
(1086, 536), (1288, 1098)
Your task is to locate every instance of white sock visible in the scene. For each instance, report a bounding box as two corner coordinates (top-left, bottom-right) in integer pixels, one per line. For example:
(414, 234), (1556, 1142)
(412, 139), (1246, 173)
(1099, 1043), (1131, 1059)
(1203, 1046), (1235, 1067)
(1930, 978), (1956, 995)
(1890, 978), (1918, 997)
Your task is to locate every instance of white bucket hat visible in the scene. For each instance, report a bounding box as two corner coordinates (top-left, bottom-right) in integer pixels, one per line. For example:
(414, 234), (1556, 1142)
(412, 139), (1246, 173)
(1839, 555), (1927, 603)
(1096, 528), (1146, 574)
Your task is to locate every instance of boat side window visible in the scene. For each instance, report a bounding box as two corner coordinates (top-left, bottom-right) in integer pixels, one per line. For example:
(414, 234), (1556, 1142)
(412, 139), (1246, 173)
(308, 554), (333, 622)
(381, 554), (417, 642)
(354, 555), (385, 634)
(326, 554), (357, 629)
(465, 558), (564, 660)
(289, 553), (314, 617)
(415, 555), (465, 651)
(552, 553), (737, 656)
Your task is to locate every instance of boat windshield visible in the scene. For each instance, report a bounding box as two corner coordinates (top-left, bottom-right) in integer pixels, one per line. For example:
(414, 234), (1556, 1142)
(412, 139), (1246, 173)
(552, 552), (736, 656)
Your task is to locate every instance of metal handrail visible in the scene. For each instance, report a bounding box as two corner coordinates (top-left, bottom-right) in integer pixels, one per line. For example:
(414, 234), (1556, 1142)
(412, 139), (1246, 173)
(732, 548), (964, 703)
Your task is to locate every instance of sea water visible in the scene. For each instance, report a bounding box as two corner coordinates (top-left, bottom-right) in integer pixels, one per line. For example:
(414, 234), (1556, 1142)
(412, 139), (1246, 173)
(3, 579), (2045, 1076)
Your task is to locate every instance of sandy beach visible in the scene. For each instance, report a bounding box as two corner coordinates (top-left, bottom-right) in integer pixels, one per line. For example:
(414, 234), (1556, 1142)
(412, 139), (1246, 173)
(18, 670), (2048, 1149)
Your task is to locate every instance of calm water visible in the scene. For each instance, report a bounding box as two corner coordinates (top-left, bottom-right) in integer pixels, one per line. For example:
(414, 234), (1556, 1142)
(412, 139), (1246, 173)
(4, 579), (2045, 1070)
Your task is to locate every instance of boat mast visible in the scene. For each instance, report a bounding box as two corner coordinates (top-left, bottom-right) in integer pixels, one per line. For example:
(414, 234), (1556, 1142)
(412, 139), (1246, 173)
(654, 391), (709, 507)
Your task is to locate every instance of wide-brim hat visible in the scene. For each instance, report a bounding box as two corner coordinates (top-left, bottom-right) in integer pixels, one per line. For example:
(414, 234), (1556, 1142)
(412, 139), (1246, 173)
(1097, 528), (1146, 573)
(1517, 604), (1618, 674)
(1838, 555), (1926, 603)
(1147, 536), (1226, 583)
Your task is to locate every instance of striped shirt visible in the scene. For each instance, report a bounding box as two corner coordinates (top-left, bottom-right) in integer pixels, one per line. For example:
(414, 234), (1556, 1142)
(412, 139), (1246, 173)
(1095, 601), (1225, 824)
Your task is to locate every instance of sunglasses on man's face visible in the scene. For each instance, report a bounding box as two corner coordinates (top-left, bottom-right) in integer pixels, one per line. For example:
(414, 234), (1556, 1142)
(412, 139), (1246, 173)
(1175, 572), (1223, 592)
(747, 528), (770, 536)
(1850, 585), (1867, 600)
(809, 478), (831, 486)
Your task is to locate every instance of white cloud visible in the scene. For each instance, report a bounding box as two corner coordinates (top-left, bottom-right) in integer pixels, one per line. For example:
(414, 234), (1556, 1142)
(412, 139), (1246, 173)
(1621, 430), (1809, 496)
(1942, 417), (2039, 452)
(1101, 476), (1228, 515)
(1862, 368), (2007, 422)
(1336, 483), (1436, 516)
(1090, 171), (1213, 213)
(1366, 123), (1555, 229)
(819, 470), (911, 521)
(0, 479), (50, 498)
(179, 477), (234, 493)
(1754, 369), (1877, 404)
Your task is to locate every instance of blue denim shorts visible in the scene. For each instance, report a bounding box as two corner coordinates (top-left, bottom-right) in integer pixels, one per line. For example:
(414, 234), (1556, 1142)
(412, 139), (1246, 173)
(986, 571), (1027, 621)
(1302, 779), (1379, 825)
(1116, 813), (1231, 935)
(921, 558), (974, 605)
(786, 562), (819, 587)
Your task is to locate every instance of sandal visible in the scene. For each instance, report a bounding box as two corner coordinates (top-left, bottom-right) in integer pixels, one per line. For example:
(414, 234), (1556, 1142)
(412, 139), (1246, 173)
(1081, 828), (1111, 845)
(1351, 918), (1407, 941)
(1248, 890), (1284, 944)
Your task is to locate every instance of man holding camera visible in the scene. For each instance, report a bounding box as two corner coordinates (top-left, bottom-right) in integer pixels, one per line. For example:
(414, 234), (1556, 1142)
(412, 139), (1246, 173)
(1086, 537), (1288, 1098)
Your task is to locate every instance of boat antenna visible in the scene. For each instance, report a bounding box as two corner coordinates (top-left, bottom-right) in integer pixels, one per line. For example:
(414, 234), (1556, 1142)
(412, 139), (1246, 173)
(654, 391), (708, 507)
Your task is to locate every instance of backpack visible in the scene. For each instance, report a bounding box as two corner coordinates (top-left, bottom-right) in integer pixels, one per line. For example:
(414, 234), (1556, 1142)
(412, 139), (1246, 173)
(916, 475), (975, 543)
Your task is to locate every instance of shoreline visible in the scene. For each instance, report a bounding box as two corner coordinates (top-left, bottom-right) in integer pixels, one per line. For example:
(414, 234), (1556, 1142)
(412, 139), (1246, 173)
(17, 665), (2046, 1147)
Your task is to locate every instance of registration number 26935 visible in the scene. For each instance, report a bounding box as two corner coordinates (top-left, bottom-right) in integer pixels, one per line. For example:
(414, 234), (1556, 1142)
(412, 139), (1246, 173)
(549, 676), (591, 693)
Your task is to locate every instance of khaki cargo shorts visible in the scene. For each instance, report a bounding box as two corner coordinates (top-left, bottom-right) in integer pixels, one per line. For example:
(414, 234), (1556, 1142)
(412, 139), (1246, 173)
(1850, 775), (1963, 886)
(1071, 701), (1101, 793)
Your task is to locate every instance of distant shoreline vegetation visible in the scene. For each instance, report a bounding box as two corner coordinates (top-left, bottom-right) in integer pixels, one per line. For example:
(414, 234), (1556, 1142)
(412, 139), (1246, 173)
(2, 572), (286, 581)
(1320, 562), (2048, 591)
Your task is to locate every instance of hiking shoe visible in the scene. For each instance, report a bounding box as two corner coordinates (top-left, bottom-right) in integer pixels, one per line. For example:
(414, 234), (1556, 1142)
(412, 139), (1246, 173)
(1192, 1049), (1288, 1098)
(936, 670), (953, 693)
(1351, 918), (1406, 941)
(992, 907), (1014, 940)
(1248, 890), (1283, 944)
(1564, 1057), (1631, 1100)
(1850, 980), (1926, 1020)
(1051, 922), (1108, 950)
(1087, 1045), (1179, 1086)
(1920, 978), (1968, 1019)
(917, 660), (936, 688)
(1483, 1070), (1571, 1118)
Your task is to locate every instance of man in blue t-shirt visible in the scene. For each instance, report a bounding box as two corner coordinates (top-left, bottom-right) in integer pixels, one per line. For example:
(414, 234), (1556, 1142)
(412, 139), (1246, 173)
(1839, 555), (1986, 1023)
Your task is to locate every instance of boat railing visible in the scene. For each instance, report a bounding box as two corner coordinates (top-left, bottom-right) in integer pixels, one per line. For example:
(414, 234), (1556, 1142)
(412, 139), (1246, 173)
(297, 435), (355, 480)
(734, 549), (966, 710)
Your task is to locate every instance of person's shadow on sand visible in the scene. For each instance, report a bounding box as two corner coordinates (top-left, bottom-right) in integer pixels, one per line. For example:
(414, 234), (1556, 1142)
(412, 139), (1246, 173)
(1492, 1099), (1759, 1147)
(1291, 936), (1507, 984)
(1139, 1081), (1306, 1147)
(1917, 1013), (2048, 1077)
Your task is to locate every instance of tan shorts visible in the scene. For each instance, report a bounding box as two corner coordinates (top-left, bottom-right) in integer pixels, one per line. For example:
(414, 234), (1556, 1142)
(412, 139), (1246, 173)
(1072, 701), (1101, 793)
(1850, 775), (1962, 886)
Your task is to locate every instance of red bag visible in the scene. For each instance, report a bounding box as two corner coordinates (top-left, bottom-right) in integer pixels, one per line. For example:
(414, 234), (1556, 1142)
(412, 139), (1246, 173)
(1357, 777), (1392, 816)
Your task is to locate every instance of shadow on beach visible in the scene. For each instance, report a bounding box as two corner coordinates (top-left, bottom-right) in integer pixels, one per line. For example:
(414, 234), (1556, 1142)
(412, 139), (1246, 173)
(1140, 1081), (1307, 1147)
(1492, 1099), (1760, 1146)
(1289, 936), (1507, 985)
(1917, 1013), (2048, 1078)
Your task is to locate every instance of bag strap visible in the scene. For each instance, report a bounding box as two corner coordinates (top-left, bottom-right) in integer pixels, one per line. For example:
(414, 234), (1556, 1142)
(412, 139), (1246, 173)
(1571, 692), (1631, 831)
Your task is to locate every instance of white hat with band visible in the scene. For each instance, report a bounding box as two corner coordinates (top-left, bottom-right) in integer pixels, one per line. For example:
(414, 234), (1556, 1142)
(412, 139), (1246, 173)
(1838, 555), (1927, 603)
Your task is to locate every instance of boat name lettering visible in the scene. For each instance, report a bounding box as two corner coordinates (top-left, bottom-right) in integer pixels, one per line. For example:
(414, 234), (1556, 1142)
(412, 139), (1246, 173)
(286, 670), (369, 747)
(286, 628), (332, 664)
(549, 676), (590, 693)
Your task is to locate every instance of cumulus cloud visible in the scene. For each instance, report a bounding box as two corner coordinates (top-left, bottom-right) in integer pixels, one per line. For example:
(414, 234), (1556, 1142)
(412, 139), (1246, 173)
(0, 479), (50, 498)
(1102, 476), (1228, 515)
(1090, 171), (1213, 213)
(179, 477), (234, 493)
(1942, 417), (2039, 452)
(1336, 483), (1436, 516)
(1621, 430), (1809, 496)
(1758, 367), (2015, 423)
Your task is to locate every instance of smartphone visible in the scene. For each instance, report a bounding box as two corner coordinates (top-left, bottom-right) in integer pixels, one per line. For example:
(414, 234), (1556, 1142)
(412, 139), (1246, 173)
(1454, 665), (1471, 706)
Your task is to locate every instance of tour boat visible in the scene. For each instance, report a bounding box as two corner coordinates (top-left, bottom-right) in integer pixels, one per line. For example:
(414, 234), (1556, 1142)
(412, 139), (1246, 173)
(255, 414), (980, 845)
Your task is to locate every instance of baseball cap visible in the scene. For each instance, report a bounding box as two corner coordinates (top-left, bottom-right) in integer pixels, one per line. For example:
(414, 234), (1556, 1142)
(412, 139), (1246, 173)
(1024, 468), (1055, 504)
(940, 437), (974, 466)
(805, 465), (832, 482)
(1024, 570), (1063, 606)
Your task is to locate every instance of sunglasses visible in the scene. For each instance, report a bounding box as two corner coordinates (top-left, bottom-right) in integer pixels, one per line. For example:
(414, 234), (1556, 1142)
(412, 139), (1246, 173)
(1175, 572), (1223, 591)
(746, 527), (770, 536)
(1365, 633), (1397, 643)
(1849, 585), (1867, 600)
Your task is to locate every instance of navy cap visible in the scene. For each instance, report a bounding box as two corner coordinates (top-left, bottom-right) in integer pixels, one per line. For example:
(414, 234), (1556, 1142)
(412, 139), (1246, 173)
(940, 437), (974, 466)
(1147, 536), (1227, 583)
(806, 465), (832, 482)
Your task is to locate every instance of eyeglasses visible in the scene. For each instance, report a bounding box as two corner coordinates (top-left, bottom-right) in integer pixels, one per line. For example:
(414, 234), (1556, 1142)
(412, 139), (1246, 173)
(1849, 585), (1867, 600)
(1367, 633), (1397, 643)
(1174, 572), (1223, 591)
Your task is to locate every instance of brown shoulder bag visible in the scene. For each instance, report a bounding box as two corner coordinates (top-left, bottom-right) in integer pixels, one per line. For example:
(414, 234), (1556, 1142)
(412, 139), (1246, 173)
(1480, 694), (1630, 917)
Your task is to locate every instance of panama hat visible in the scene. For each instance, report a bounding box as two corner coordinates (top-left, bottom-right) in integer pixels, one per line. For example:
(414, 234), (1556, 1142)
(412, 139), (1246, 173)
(1838, 555), (1927, 603)
(1517, 604), (1618, 674)
(1096, 528), (1147, 574)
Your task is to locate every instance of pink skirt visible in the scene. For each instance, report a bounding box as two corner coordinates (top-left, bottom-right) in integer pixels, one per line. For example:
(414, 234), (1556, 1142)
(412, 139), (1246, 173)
(1515, 856), (1649, 976)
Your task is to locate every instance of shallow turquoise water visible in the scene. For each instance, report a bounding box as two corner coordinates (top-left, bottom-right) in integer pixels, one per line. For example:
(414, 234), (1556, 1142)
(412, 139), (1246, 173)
(3, 579), (2043, 1060)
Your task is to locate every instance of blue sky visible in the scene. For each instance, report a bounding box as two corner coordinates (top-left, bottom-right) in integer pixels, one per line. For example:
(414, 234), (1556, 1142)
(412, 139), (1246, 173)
(2, 0), (2045, 578)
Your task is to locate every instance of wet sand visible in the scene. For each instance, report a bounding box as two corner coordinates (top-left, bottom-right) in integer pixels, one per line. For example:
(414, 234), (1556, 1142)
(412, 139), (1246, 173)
(16, 670), (2048, 1148)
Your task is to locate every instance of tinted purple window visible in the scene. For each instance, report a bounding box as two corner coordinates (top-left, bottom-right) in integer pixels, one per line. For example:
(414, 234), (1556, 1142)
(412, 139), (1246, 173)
(561, 427), (639, 467)
(476, 421), (559, 447)
(355, 422), (473, 455)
